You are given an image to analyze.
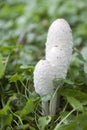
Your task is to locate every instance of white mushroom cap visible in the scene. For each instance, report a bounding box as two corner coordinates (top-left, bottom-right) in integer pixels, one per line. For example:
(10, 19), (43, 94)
(46, 19), (73, 52)
(46, 46), (71, 79)
(46, 46), (72, 63)
(34, 60), (54, 96)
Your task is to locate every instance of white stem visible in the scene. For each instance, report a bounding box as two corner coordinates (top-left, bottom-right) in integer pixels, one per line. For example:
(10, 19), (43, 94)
(49, 92), (58, 115)
(49, 85), (60, 115)
(42, 101), (49, 115)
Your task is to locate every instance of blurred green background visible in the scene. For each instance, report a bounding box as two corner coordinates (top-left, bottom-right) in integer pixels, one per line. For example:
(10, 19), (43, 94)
(1, 0), (87, 66)
(0, 0), (87, 129)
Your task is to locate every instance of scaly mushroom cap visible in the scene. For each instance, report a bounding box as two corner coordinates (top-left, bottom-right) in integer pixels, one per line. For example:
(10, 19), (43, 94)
(46, 18), (73, 53)
(46, 46), (71, 79)
(34, 60), (54, 96)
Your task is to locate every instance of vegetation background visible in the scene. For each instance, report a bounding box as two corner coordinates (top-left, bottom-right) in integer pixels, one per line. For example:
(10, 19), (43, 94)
(0, 0), (87, 129)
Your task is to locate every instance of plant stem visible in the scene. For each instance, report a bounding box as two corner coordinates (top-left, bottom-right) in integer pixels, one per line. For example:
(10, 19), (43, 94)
(50, 92), (57, 115)
(50, 86), (60, 115)
(42, 101), (49, 115)
(54, 108), (76, 130)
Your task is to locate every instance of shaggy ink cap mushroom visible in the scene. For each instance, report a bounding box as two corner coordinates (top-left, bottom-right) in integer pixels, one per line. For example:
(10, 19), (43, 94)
(45, 19), (73, 79)
(34, 60), (54, 96)
(46, 18), (73, 54)
(34, 18), (73, 115)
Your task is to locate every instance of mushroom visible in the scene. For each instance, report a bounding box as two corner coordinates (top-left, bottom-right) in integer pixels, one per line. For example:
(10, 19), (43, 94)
(46, 18), (73, 53)
(34, 18), (73, 115)
(34, 60), (54, 96)
(34, 60), (55, 115)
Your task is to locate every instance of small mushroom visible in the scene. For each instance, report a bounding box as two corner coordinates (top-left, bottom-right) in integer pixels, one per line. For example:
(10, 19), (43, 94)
(34, 60), (54, 96)
(34, 60), (55, 115)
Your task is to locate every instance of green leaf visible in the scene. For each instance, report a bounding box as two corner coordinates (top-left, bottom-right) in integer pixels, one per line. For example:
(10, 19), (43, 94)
(19, 99), (35, 118)
(38, 116), (51, 130)
(9, 73), (23, 83)
(0, 103), (12, 129)
(0, 114), (13, 129)
(63, 79), (74, 85)
(60, 111), (75, 125)
(60, 88), (87, 105)
(15, 124), (29, 130)
(67, 96), (83, 111)
(0, 105), (10, 116)
(55, 112), (87, 130)
(55, 122), (82, 130)
(5, 114), (13, 126)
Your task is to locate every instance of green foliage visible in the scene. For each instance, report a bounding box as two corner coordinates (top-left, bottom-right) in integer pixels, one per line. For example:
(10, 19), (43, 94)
(55, 112), (87, 130)
(0, 102), (13, 129)
(67, 96), (83, 111)
(18, 99), (35, 118)
(38, 116), (51, 130)
(0, 0), (87, 129)
(9, 73), (23, 83)
(0, 54), (8, 78)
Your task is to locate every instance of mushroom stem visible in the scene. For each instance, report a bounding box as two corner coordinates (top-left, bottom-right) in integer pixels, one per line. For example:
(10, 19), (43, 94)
(49, 84), (60, 115)
(42, 101), (49, 115)
(50, 92), (58, 115)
